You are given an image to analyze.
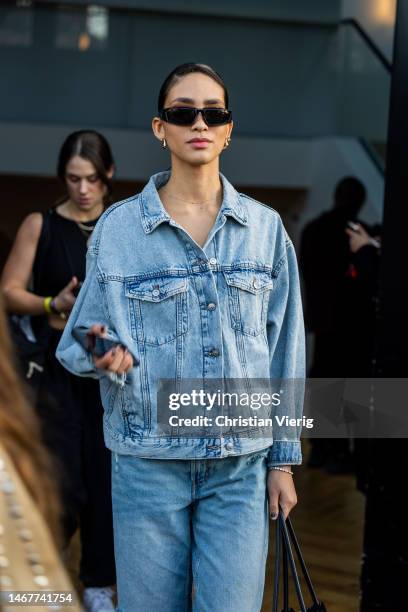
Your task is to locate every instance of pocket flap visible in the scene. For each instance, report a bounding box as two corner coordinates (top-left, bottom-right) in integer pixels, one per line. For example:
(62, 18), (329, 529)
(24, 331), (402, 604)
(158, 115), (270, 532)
(125, 276), (188, 302)
(223, 270), (273, 294)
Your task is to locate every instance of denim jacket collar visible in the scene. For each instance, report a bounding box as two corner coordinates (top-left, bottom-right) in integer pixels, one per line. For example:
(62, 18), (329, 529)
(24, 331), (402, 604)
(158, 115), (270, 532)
(139, 170), (248, 234)
(56, 169), (305, 466)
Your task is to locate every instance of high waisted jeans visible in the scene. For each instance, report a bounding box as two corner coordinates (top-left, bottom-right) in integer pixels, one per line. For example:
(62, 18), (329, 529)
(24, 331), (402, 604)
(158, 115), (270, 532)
(111, 448), (270, 612)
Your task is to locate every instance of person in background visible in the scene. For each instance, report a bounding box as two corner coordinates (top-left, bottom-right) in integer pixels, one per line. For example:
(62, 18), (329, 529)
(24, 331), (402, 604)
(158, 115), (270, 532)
(345, 221), (381, 379)
(0, 231), (12, 276)
(344, 221), (388, 611)
(300, 177), (367, 473)
(1, 131), (116, 612)
(0, 293), (82, 611)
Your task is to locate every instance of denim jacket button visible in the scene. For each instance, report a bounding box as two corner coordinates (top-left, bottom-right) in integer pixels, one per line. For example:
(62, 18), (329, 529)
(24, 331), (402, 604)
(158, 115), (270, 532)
(225, 442), (234, 450)
(208, 348), (220, 357)
(152, 289), (160, 297)
(209, 257), (217, 266)
(207, 302), (216, 311)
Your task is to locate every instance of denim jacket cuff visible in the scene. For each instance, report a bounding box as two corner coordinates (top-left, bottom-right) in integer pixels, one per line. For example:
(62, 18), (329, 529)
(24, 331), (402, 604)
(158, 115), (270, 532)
(82, 354), (127, 387)
(107, 371), (127, 387)
(266, 441), (302, 469)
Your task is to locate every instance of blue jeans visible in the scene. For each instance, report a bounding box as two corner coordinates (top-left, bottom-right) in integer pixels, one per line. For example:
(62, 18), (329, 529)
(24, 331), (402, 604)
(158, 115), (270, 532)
(111, 448), (270, 612)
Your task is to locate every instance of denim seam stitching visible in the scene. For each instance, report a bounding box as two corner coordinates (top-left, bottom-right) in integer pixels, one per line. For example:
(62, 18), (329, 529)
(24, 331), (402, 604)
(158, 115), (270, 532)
(271, 252), (287, 277)
(93, 195), (140, 251)
(237, 192), (281, 219)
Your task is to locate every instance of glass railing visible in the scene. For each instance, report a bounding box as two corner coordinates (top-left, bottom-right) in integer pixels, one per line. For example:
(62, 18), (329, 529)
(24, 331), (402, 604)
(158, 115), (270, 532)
(336, 19), (392, 172)
(0, 4), (392, 173)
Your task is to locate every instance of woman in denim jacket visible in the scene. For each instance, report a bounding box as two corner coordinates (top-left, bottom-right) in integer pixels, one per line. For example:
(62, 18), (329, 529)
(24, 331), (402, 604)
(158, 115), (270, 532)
(57, 63), (305, 612)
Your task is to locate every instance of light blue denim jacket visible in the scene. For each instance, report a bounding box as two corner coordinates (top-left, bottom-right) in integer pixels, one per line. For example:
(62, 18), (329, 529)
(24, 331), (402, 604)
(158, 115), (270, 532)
(56, 171), (305, 468)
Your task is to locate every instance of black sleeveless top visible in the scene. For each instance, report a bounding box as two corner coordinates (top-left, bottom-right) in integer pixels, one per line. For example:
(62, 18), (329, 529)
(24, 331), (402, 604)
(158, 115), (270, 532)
(32, 207), (102, 299)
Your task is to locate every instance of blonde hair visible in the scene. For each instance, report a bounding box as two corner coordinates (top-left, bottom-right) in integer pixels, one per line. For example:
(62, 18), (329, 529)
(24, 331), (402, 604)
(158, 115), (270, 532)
(0, 294), (61, 544)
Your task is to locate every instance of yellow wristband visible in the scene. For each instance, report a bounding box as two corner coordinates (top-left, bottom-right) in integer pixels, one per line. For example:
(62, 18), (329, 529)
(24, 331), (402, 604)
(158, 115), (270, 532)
(43, 296), (53, 314)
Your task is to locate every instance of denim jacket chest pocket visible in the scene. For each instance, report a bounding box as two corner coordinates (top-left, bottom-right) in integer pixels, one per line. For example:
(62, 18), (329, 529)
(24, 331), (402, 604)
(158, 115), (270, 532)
(223, 269), (274, 337)
(125, 274), (188, 346)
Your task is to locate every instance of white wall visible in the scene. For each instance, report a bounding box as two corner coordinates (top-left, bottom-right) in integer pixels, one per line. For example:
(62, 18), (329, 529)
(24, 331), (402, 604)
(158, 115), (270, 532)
(342, 0), (396, 62)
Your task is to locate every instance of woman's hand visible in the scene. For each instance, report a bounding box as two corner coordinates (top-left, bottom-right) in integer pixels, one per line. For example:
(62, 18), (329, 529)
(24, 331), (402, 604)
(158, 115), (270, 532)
(345, 223), (372, 253)
(88, 324), (134, 375)
(54, 276), (79, 313)
(267, 467), (297, 521)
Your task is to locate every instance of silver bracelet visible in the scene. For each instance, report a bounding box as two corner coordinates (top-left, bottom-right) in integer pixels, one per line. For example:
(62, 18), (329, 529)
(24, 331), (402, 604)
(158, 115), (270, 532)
(270, 466), (294, 475)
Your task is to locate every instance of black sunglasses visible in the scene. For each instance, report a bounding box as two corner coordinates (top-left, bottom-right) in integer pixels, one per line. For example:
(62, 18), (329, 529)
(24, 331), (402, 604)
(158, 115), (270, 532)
(159, 107), (232, 127)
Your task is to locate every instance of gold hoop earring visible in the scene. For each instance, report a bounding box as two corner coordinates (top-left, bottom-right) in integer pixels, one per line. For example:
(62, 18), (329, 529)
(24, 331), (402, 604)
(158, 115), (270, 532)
(224, 136), (231, 149)
(161, 138), (167, 149)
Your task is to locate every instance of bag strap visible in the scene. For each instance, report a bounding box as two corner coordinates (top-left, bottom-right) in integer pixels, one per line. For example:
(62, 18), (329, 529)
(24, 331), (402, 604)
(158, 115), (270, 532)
(286, 515), (322, 608)
(32, 210), (52, 288)
(272, 512), (281, 612)
(273, 509), (326, 612)
(278, 510), (307, 612)
(272, 510), (303, 612)
(282, 538), (295, 612)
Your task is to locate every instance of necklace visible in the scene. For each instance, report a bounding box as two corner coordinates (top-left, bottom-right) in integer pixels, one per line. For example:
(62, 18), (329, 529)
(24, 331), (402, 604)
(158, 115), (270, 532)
(72, 221), (95, 248)
(77, 220), (96, 233)
(62, 201), (104, 224)
(62, 204), (103, 239)
(76, 221), (95, 245)
(166, 192), (218, 208)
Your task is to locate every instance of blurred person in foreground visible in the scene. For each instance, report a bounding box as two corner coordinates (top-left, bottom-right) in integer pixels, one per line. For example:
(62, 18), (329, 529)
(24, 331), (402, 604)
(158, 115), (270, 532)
(0, 293), (82, 611)
(300, 177), (367, 472)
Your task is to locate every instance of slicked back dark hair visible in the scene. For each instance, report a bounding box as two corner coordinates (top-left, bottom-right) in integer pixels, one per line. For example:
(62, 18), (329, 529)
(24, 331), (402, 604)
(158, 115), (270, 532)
(57, 130), (114, 205)
(157, 63), (229, 112)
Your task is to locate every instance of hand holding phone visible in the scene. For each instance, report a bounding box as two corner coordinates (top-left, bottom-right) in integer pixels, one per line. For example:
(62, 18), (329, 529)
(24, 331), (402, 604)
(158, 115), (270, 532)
(72, 326), (118, 357)
(72, 281), (83, 298)
(72, 325), (137, 373)
(345, 222), (380, 253)
(347, 221), (361, 232)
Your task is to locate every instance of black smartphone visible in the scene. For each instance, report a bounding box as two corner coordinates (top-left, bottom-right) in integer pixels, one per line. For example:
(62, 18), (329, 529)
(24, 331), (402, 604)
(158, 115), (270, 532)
(72, 281), (83, 298)
(72, 326), (118, 358)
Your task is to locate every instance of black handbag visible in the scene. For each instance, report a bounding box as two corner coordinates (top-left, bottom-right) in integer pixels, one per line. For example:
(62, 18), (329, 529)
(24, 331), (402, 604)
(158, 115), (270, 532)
(9, 315), (48, 384)
(273, 508), (327, 612)
(8, 211), (52, 392)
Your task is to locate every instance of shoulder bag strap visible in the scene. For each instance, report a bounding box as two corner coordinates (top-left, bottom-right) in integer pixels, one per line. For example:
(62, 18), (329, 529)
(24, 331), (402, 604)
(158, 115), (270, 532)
(272, 512), (299, 612)
(286, 515), (327, 612)
(32, 210), (52, 289)
(272, 512), (282, 612)
(279, 509), (307, 612)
